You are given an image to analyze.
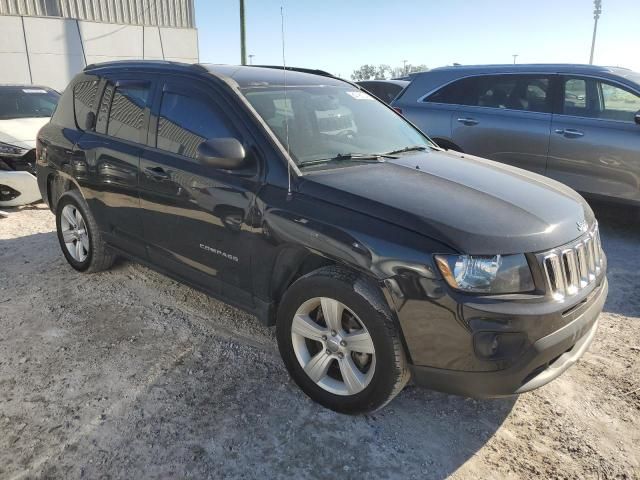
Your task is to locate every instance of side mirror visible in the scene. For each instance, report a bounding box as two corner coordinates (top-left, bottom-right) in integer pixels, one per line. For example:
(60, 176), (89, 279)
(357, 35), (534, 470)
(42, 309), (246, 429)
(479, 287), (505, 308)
(84, 111), (96, 131)
(635, 110), (640, 125)
(196, 138), (246, 170)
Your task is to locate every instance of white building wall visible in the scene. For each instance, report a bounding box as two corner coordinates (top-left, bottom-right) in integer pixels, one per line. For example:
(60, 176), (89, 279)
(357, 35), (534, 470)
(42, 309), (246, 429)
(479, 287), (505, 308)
(0, 15), (198, 91)
(0, 15), (31, 84)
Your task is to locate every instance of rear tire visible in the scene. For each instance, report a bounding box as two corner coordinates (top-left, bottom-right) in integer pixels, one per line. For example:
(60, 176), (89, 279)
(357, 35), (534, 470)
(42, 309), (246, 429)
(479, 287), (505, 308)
(276, 266), (409, 414)
(55, 190), (114, 273)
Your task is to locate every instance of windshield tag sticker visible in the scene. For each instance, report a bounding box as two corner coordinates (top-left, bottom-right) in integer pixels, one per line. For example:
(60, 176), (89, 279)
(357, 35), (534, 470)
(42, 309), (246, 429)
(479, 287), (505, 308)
(346, 91), (373, 100)
(22, 89), (48, 94)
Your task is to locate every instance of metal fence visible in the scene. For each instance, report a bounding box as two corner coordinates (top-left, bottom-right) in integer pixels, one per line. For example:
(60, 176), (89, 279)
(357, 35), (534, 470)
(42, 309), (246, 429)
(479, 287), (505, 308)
(0, 0), (195, 28)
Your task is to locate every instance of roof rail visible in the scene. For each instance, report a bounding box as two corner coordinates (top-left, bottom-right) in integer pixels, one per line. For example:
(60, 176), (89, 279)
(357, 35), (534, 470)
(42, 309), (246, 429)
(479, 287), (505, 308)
(83, 59), (194, 72)
(250, 65), (337, 79)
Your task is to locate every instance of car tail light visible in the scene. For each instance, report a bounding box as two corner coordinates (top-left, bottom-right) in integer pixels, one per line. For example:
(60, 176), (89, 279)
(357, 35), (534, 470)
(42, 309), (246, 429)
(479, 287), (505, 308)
(393, 107), (403, 115)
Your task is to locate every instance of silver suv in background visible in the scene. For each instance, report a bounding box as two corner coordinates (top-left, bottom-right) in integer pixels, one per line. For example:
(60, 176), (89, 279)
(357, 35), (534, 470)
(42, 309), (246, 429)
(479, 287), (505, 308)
(392, 64), (640, 207)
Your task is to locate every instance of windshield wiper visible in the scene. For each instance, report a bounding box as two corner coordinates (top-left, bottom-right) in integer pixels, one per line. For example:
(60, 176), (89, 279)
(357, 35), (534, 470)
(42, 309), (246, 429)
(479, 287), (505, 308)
(298, 152), (394, 168)
(383, 145), (428, 155)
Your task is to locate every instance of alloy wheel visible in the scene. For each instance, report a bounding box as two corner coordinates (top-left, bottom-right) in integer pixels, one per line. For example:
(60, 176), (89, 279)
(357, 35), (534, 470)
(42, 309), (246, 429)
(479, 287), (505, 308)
(60, 204), (90, 263)
(291, 297), (376, 396)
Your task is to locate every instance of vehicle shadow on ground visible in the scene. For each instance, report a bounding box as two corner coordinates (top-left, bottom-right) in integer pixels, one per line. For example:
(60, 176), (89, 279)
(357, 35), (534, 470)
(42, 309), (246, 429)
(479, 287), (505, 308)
(46, 334), (517, 480)
(0, 231), (517, 479)
(588, 200), (640, 318)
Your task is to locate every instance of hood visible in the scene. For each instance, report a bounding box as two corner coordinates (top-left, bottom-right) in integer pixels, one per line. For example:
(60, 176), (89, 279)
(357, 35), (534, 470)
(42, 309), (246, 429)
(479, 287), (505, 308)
(298, 150), (594, 255)
(0, 117), (50, 149)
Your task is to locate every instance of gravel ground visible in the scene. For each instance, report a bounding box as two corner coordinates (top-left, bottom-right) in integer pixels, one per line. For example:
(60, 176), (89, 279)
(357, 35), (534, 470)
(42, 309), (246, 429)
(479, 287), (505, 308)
(0, 202), (638, 479)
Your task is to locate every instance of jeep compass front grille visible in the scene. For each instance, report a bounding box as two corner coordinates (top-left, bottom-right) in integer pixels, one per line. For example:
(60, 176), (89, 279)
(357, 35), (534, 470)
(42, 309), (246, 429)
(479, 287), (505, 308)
(542, 224), (603, 300)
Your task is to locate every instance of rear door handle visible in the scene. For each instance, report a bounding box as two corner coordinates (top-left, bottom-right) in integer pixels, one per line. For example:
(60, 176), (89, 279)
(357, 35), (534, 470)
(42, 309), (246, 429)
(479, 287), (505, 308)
(555, 128), (584, 138)
(144, 166), (171, 181)
(457, 117), (478, 126)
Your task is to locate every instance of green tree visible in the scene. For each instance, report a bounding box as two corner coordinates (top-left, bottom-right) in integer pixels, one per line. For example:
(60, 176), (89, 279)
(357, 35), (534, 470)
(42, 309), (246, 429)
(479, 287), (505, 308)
(351, 64), (379, 81)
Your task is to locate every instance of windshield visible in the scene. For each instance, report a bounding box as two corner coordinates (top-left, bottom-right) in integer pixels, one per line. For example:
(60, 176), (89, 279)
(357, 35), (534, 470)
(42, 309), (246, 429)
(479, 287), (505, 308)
(0, 87), (60, 120)
(242, 85), (434, 166)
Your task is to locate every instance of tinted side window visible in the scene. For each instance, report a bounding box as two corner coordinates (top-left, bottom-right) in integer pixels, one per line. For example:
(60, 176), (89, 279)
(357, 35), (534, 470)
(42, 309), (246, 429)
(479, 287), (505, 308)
(427, 75), (551, 113)
(156, 92), (236, 159)
(476, 75), (551, 112)
(425, 77), (476, 105)
(106, 84), (150, 143)
(563, 78), (588, 116)
(96, 83), (114, 134)
(380, 84), (403, 103)
(73, 80), (98, 129)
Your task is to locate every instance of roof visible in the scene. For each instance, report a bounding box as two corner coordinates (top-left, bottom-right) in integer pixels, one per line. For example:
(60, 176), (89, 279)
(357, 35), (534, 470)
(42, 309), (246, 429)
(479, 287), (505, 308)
(83, 61), (352, 88)
(430, 63), (630, 75)
(356, 79), (410, 87)
(200, 64), (349, 88)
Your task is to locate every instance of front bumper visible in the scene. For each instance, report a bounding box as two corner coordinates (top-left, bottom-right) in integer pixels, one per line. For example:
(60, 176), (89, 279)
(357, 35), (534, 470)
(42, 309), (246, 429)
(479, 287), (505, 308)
(407, 277), (607, 397)
(0, 171), (41, 207)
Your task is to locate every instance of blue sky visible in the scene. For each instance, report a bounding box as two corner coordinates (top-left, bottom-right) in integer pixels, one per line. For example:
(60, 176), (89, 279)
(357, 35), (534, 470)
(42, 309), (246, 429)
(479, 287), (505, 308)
(194, 0), (639, 77)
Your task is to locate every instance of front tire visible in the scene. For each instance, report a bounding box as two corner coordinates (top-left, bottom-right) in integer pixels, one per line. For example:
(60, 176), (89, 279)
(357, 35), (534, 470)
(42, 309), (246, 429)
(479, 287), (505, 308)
(55, 190), (114, 273)
(276, 266), (409, 414)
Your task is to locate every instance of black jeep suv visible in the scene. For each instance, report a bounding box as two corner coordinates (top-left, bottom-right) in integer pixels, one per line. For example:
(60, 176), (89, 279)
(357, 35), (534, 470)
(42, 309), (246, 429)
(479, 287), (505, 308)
(37, 61), (607, 413)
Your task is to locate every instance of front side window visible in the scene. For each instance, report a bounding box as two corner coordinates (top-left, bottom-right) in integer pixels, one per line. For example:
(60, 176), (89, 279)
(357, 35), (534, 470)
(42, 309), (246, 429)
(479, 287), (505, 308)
(0, 86), (60, 120)
(599, 82), (640, 122)
(243, 85), (432, 167)
(156, 92), (236, 159)
(106, 83), (150, 143)
(562, 77), (640, 122)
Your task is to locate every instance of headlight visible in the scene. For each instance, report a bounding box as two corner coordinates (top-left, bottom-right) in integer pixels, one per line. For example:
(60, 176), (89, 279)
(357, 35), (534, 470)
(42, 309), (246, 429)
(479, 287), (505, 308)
(435, 254), (534, 293)
(0, 142), (29, 157)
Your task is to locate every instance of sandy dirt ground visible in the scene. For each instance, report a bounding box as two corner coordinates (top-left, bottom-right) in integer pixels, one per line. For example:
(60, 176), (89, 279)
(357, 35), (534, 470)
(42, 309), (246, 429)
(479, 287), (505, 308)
(0, 202), (638, 479)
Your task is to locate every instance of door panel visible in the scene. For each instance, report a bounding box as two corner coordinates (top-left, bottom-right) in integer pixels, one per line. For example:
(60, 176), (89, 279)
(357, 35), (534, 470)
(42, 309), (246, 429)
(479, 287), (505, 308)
(449, 75), (553, 174)
(139, 79), (260, 305)
(402, 102), (454, 144)
(77, 78), (152, 257)
(547, 76), (640, 204)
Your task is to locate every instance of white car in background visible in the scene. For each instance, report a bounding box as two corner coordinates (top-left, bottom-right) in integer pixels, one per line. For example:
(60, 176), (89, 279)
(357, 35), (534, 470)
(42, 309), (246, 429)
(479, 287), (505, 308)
(0, 85), (60, 207)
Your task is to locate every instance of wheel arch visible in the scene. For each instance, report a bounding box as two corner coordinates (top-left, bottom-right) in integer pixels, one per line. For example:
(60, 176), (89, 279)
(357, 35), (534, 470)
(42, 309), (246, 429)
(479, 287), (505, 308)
(47, 171), (82, 212)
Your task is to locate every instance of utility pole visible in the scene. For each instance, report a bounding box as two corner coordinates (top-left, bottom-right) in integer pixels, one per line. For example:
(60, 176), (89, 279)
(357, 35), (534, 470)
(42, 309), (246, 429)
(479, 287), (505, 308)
(512, 54), (518, 64)
(403, 59), (408, 75)
(589, 0), (602, 64)
(239, 0), (247, 65)
(248, 54), (255, 65)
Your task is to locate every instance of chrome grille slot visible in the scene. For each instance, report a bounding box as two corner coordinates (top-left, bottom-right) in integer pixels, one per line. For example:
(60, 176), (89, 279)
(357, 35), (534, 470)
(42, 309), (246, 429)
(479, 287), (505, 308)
(561, 249), (579, 296)
(541, 223), (603, 300)
(575, 243), (588, 287)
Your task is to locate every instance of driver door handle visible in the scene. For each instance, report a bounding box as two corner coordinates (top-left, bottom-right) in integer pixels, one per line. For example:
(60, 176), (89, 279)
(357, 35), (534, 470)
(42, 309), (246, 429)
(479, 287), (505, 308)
(144, 166), (171, 181)
(457, 117), (479, 126)
(555, 128), (584, 138)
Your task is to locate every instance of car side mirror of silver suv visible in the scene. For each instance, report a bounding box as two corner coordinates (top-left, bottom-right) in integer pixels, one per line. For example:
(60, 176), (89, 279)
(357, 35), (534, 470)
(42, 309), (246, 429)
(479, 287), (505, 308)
(196, 138), (247, 170)
(635, 110), (640, 125)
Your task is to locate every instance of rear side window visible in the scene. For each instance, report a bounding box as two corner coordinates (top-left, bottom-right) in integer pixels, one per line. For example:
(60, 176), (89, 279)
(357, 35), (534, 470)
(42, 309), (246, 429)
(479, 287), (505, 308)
(106, 84), (150, 143)
(73, 80), (98, 129)
(424, 77), (476, 105)
(156, 92), (236, 159)
(426, 75), (551, 113)
(563, 78), (588, 115)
